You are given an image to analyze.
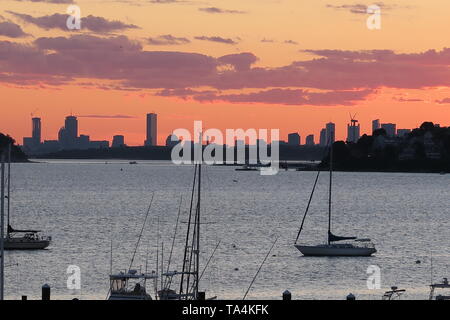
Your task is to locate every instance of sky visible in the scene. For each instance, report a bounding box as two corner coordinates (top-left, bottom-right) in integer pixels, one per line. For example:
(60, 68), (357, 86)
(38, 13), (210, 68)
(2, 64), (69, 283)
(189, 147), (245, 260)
(1, 0), (450, 145)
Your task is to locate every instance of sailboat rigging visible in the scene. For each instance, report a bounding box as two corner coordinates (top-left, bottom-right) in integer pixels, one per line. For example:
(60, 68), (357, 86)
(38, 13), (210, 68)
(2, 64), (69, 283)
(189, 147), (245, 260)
(294, 136), (377, 257)
(3, 143), (51, 250)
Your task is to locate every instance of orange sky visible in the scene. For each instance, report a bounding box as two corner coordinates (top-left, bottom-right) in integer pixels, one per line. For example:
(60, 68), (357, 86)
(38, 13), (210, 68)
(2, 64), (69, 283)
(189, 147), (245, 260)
(1, 0), (450, 145)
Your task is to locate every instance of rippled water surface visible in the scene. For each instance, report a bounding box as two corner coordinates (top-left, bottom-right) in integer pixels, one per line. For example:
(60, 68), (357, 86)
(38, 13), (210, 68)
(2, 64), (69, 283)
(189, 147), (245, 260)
(3, 160), (449, 300)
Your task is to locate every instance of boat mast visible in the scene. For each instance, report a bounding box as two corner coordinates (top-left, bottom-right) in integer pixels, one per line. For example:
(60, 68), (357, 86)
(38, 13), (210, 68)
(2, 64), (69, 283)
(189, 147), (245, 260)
(328, 135), (333, 245)
(0, 150), (5, 300)
(6, 144), (11, 237)
(195, 155), (202, 299)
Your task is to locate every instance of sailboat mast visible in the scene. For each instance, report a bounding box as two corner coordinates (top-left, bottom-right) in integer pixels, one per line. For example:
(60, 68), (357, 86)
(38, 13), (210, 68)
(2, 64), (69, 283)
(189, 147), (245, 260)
(0, 150), (5, 300)
(195, 155), (202, 299)
(7, 144), (11, 237)
(328, 136), (333, 245)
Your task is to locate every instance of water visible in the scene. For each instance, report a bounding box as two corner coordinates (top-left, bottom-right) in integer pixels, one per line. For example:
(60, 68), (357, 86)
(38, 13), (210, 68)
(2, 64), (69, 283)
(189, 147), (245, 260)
(3, 160), (449, 300)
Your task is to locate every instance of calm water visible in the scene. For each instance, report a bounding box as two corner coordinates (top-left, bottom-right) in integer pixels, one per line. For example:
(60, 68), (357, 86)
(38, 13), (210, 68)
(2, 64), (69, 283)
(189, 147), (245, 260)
(3, 160), (449, 300)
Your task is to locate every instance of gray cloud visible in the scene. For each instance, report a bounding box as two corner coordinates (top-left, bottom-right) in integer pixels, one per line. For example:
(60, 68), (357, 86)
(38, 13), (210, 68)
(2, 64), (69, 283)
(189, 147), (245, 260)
(0, 21), (28, 38)
(199, 7), (247, 14)
(148, 34), (190, 45)
(194, 36), (237, 45)
(8, 11), (138, 33)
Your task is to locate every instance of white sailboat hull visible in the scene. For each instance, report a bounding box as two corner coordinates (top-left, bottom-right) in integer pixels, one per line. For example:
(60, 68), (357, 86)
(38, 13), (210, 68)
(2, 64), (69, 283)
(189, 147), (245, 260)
(295, 244), (376, 257)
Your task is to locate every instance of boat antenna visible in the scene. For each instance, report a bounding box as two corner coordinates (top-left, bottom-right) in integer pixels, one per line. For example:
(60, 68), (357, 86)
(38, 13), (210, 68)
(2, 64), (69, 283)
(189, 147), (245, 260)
(430, 250), (433, 285)
(128, 193), (155, 271)
(199, 240), (221, 282)
(110, 239), (113, 275)
(243, 236), (278, 300)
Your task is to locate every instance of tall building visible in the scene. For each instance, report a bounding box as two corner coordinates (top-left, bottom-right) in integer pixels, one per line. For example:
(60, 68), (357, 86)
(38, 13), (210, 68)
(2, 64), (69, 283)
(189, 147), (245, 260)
(347, 119), (360, 143)
(288, 133), (300, 146)
(32, 117), (41, 146)
(23, 117), (42, 151)
(112, 135), (125, 148)
(381, 123), (396, 137)
(326, 122), (336, 145)
(145, 113), (157, 146)
(305, 134), (315, 146)
(64, 116), (78, 142)
(372, 119), (380, 133)
(319, 128), (327, 146)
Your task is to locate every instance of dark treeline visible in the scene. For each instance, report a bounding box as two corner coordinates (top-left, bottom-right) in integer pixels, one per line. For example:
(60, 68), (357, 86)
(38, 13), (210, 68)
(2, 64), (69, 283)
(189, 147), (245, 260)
(322, 122), (450, 173)
(35, 144), (327, 162)
(0, 133), (29, 162)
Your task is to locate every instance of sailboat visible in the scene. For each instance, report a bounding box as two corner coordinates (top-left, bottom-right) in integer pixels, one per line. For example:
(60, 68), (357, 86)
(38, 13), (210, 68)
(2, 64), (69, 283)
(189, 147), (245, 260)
(294, 137), (377, 257)
(158, 148), (216, 300)
(2, 143), (51, 250)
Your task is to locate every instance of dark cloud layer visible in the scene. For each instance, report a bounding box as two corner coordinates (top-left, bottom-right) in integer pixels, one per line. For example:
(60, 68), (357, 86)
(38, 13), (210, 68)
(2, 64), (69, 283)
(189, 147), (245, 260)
(1, 34), (450, 106)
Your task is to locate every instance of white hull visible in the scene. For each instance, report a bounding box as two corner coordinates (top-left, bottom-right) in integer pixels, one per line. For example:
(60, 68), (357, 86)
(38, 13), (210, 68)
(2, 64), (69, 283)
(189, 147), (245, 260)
(295, 244), (376, 257)
(3, 238), (50, 250)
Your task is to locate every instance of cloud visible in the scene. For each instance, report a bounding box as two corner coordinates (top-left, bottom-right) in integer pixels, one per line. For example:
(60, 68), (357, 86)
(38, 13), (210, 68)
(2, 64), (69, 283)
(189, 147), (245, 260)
(192, 88), (375, 106)
(194, 36), (237, 45)
(8, 11), (138, 33)
(2, 35), (450, 106)
(0, 21), (28, 38)
(12, 0), (74, 3)
(325, 3), (394, 15)
(148, 34), (190, 45)
(435, 98), (450, 104)
(199, 7), (247, 14)
(284, 40), (299, 45)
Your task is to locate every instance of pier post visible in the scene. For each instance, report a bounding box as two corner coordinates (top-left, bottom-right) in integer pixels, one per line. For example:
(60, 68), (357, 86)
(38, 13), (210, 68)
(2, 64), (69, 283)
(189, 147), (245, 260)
(198, 292), (205, 301)
(282, 290), (292, 300)
(346, 293), (356, 300)
(42, 284), (50, 300)
(21, 295), (27, 301)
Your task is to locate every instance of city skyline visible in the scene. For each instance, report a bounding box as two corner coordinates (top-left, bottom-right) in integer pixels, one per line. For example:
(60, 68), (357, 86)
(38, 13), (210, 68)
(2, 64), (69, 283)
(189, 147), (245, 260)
(1, 1), (450, 146)
(20, 112), (424, 152)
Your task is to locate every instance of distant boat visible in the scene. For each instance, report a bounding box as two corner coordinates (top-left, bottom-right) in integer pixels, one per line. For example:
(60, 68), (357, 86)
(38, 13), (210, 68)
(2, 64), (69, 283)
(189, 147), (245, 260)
(2, 144), (51, 250)
(235, 164), (258, 171)
(129, 161), (138, 165)
(294, 138), (377, 257)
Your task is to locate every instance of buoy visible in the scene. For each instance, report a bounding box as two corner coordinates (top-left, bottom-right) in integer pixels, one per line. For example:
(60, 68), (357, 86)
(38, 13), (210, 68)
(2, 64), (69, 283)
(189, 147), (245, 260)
(346, 293), (356, 300)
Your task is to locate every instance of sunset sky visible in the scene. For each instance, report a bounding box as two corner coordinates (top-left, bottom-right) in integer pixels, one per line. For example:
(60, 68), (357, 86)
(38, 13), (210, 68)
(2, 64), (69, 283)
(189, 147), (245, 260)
(1, 0), (450, 145)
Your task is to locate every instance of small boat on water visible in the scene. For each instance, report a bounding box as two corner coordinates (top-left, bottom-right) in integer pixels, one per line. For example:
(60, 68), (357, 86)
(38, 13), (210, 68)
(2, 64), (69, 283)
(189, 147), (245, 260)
(4, 225), (51, 250)
(108, 269), (157, 300)
(294, 137), (376, 257)
(1, 143), (51, 250)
